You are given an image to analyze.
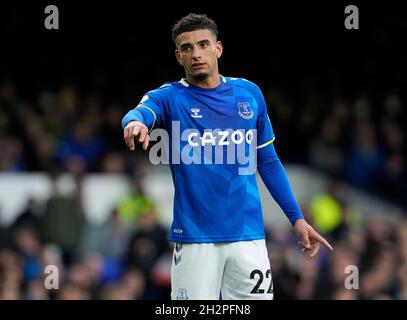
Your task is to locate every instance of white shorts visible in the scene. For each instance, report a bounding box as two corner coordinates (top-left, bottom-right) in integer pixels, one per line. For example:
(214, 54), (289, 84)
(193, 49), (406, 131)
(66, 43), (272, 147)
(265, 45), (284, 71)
(171, 239), (273, 300)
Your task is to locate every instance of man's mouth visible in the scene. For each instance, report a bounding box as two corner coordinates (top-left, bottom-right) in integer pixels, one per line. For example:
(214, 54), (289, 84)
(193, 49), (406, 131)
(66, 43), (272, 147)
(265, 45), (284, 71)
(191, 62), (206, 69)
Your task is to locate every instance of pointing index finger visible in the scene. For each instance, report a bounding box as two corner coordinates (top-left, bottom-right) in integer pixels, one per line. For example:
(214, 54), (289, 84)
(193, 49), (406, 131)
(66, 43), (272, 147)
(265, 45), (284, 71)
(316, 233), (333, 251)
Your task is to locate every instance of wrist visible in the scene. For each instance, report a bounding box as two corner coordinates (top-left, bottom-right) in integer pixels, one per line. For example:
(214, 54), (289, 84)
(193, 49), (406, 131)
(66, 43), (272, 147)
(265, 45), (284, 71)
(293, 217), (306, 227)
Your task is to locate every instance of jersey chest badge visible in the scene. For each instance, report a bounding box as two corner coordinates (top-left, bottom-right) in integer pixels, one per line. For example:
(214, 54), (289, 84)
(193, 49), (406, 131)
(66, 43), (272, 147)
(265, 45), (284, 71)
(237, 102), (254, 120)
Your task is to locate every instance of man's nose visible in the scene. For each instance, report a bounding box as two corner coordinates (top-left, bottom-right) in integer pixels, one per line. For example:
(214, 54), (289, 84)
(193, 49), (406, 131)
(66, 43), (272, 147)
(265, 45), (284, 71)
(191, 46), (201, 59)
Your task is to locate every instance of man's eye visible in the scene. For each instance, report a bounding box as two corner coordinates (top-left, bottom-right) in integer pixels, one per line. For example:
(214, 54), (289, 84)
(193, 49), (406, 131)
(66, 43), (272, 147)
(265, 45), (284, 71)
(200, 43), (208, 48)
(182, 46), (191, 52)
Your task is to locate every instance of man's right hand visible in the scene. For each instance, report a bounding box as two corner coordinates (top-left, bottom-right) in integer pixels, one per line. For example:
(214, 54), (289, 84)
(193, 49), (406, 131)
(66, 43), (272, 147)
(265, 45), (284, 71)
(123, 120), (150, 151)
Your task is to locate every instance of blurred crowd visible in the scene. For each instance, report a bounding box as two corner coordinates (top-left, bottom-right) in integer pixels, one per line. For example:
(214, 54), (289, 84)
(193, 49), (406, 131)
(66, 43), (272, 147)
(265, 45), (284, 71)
(0, 175), (171, 300)
(1, 79), (405, 204)
(1, 174), (407, 300)
(269, 184), (407, 300)
(0, 76), (406, 300)
(263, 85), (406, 206)
(0, 79), (133, 176)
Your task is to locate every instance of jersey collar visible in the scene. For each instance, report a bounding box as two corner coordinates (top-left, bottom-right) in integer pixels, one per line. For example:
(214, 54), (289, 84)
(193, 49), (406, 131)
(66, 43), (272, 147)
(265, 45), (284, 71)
(179, 75), (227, 90)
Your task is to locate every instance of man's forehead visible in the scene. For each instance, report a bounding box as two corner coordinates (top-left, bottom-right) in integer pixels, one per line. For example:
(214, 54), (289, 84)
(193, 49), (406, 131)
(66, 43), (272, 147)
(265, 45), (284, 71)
(176, 29), (216, 45)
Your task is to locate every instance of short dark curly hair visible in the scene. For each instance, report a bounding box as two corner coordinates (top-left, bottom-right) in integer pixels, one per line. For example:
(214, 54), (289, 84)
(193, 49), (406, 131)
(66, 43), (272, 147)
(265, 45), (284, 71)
(171, 13), (218, 43)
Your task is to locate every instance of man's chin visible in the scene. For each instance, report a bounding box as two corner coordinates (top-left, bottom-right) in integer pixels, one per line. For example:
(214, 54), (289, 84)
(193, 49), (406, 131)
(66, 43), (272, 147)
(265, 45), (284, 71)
(191, 72), (209, 82)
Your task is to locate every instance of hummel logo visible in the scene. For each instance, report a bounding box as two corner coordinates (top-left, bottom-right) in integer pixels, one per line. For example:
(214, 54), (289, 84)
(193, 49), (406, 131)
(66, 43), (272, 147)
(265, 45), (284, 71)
(191, 108), (202, 118)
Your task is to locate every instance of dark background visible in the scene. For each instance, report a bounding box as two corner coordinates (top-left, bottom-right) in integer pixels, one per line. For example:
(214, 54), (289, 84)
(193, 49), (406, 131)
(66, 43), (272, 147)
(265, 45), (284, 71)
(2, 1), (406, 103)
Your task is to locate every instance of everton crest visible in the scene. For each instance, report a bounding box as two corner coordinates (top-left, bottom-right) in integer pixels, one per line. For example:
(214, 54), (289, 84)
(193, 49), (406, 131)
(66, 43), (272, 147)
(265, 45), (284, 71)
(237, 102), (254, 120)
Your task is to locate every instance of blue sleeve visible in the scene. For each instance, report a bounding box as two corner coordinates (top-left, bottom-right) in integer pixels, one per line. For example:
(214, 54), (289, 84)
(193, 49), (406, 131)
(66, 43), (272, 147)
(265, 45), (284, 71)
(257, 143), (304, 225)
(251, 83), (275, 147)
(121, 109), (150, 129)
(121, 86), (168, 130)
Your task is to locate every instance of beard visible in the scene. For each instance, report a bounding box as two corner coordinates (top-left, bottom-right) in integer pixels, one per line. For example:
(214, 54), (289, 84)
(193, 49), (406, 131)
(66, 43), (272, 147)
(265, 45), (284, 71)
(191, 71), (209, 83)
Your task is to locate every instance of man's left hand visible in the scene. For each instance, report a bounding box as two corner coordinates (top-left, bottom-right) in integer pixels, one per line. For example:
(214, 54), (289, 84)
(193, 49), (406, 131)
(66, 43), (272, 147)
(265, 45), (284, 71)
(293, 218), (333, 258)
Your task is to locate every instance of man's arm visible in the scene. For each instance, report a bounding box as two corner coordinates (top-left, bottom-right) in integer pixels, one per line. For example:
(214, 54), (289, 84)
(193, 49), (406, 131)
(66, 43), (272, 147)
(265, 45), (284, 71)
(257, 143), (333, 258)
(122, 91), (165, 151)
(122, 107), (153, 151)
(123, 120), (150, 151)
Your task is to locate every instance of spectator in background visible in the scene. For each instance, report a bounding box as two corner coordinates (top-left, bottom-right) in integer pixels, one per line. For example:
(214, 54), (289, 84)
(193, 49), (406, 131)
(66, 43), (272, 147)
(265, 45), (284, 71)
(78, 208), (130, 285)
(345, 119), (385, 190)
(11, 198), (41, 233)
(56, 283), (91, 300)
(22, 109), (58, 172)
(380, 117), (404, 154)
(263, 86), (296, 161)
(0, 248), (23, 299)
(0, 135), (25, 172)
(309, 116), (344, 177)
(24, 279), (50, 300)
(309, 181), (345, 239)
(64, 259), (99, 298)
(99, 268), (146, 300)
(123, 209), (170, 300)
(100, 151), (127, 174)
(315, 241), (360, 299)
(376, 117), (406, 204)
(124, 210), (169, 279)
(116, 176), (155, 228)
(297, 92), (324, 159)
(295, 254), (319, 299)
(55, 118), (106, 173)
(40, 174), (86, 265)
(102, 104), (128, 152)
(377, 152), (406, 205)
(124, 210), (169, 268)
(12, 226), (43, 284)
(359, 214), (393, 273)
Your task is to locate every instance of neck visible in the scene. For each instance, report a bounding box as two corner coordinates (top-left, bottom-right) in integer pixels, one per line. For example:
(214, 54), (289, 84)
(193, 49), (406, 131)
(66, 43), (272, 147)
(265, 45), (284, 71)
(186, 70), (221, 89)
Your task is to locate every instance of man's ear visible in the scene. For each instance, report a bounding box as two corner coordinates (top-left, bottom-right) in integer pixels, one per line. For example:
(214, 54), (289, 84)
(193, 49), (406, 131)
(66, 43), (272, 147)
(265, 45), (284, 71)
(175, 49), (183, 66)
(216, 41), (223, 59)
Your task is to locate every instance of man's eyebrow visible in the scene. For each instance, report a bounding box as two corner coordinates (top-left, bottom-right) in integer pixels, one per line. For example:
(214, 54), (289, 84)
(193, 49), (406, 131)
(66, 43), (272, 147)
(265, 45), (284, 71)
(179, 39), (211, 49)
